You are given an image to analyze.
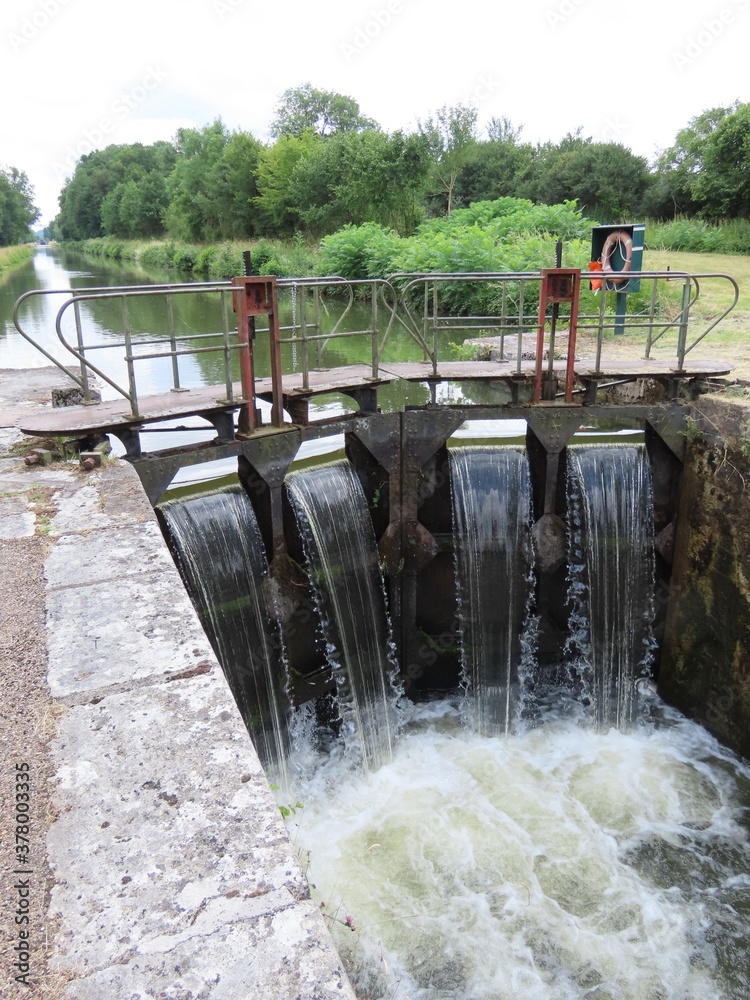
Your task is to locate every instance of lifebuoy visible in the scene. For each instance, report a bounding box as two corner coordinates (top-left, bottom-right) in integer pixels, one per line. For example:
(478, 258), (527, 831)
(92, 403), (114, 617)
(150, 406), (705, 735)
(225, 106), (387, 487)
(600, 231), (633, 288)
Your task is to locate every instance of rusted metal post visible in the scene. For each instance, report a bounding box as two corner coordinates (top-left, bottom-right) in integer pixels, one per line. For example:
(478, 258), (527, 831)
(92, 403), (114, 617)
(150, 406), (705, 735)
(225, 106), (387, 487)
(564, 274), (580, 403)
(232, 277), (258, 434)
(232, 274), (284, 432)
(534, 269), (580, 403)
(266, 280), (284, 427)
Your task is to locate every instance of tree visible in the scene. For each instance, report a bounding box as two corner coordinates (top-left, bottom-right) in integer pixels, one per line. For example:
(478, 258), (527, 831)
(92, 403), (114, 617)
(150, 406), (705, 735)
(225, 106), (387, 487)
(287, 129), (430, 236)
(0, 167), (39, 245)
(652, 105), (737, 217)
(525, 133), (649, 221)
(254, 130), (321, 235)
(212, 131), (263, 238)
(486, 116), (524, 144)
(418, 105), (479, 215)
(454, 122), (534, 206)
(678, 102), (750, 220)
(695, 104), (750, 218)
(165, 120), (231, 241)
(54, 142), (176, 240)
(270, 83), (378, 138)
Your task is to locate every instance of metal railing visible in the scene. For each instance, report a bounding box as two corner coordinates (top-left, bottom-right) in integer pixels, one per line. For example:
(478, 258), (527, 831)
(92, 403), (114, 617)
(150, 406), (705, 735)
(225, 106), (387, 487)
(12, 269), (740, 424)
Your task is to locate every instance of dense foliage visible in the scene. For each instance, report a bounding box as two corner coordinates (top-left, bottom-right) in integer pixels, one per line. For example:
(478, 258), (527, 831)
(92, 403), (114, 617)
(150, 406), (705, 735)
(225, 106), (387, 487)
(0, 167), (39, 246)
(34, 88), (750, 260)
(319, 198), (596, 316)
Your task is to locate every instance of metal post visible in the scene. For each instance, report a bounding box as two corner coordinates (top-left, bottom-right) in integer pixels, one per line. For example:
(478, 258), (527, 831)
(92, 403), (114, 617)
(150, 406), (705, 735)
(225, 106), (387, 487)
(371, 281), (379, 378)
(432, 281), (439, 376)
(645, 278), (658, 358)
(299, 285), (309, 390)
(500, 282), (507, 360)
(233, 279), (257, 434)
(614, 290), (628, 336)
(564, 274), (580, 403)
(267, 280), (284, 427)
(166, 294), (181, 391)
(595, 288), (607, 372)
(548, 241), (563, 376)
(220, 290), (233, 402)
(516, 279), (525, 374)
(313, 286), (322, 369)
(534, 276), (548, 403)
(73, 297), (92, 401)
(121, 296), (140, 418)
(676, 276), (692, 371)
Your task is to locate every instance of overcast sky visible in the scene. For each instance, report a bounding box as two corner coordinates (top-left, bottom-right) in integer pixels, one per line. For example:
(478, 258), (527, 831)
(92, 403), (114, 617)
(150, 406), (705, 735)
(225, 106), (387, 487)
(2, 0), (749, 226)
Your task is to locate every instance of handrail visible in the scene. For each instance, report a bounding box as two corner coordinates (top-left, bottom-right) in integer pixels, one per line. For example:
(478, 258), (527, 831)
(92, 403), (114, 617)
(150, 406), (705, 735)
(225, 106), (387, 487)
(12, 269), (740, 426)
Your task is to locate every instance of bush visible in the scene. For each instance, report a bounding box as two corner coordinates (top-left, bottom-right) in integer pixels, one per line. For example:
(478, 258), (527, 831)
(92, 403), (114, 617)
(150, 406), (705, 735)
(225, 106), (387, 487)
(139, 241), (175, 270)
(208, 243), (244, 280)
(172, 247), (197, 271)
(317, 200), (596, 315)
(320, 222), (403, 280)
(646, 217), (750, 255)
(194, 245), (217, 275)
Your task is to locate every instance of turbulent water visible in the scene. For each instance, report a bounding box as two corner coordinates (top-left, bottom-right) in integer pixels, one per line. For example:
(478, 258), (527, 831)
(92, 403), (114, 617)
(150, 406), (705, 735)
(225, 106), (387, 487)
(286, 699), (750, 1000)
(286, 461), (400, 772)
(566, 446), (656, 729)
(158, 486), (290, 775)
(159, 449), (750, 999)
(450, 447), (534, 736)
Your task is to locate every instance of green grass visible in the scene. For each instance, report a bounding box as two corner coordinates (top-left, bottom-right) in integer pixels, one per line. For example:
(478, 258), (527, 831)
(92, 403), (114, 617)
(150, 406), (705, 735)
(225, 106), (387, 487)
(0, 244), (34, 275)
(645, 249), (750, 314)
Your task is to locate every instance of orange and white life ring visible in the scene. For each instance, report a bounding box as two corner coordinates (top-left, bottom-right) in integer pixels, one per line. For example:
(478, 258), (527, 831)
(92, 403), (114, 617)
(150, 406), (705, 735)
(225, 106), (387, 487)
(600, 230), (633, 287)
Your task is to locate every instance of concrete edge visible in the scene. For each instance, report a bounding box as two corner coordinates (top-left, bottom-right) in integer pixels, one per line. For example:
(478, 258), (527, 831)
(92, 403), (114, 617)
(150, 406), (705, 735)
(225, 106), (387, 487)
(40, 459), (356, 999)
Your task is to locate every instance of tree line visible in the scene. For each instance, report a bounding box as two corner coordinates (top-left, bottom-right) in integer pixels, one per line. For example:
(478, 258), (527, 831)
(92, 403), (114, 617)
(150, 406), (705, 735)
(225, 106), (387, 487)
(0, 168), (39, 247)
(6, 85), (750, 247)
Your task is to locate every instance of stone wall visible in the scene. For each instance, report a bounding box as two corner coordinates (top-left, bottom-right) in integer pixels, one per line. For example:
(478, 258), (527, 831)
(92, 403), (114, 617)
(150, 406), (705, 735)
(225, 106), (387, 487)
(659, 394), (750, 759)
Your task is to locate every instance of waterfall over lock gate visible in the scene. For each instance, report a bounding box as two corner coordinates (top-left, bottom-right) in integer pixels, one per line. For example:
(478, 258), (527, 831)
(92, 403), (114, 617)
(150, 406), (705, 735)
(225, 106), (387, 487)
(566, 444), (656, 729)
(449, 446), (536, 736)
(158, 486), (291, 778)
(285, 460), (401, 773)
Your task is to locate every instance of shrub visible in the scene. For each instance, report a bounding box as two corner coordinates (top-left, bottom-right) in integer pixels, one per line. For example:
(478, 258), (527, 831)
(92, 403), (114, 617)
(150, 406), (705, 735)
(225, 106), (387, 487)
(139, 241), (175, 270)
(208, 243), (244, 280)
(320, 222), (403, 280)
(646, 217), (750, 255)
(172, 247), (197, 271)
(194, 245), (217, 275)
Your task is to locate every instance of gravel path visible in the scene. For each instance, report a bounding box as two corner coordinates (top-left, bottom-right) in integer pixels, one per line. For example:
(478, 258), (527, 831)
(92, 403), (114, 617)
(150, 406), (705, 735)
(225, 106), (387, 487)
(0, 380), (74, 998)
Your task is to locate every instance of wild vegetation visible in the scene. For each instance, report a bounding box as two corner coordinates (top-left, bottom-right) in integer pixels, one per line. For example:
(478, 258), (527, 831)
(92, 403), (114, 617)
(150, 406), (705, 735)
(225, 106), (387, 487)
(43, 91), (750, 249)
(4, 86), (750, 290)
(0, 167), (38, 246)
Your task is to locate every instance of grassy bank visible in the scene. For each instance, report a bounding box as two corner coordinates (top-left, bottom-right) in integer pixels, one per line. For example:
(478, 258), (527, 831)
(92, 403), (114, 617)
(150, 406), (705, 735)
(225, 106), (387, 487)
(69, 237), (322, 280)
(0, 244), (35, 276)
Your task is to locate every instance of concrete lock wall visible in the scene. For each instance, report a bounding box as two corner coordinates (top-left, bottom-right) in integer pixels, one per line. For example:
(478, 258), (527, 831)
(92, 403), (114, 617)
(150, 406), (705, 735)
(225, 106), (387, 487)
(659, 394), (750, 761)
(0, 425), (355, 999)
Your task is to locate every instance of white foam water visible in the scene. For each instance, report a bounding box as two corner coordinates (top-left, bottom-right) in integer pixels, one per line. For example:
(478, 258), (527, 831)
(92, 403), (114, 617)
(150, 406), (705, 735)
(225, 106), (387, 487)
(283, 699), (750, 1000)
